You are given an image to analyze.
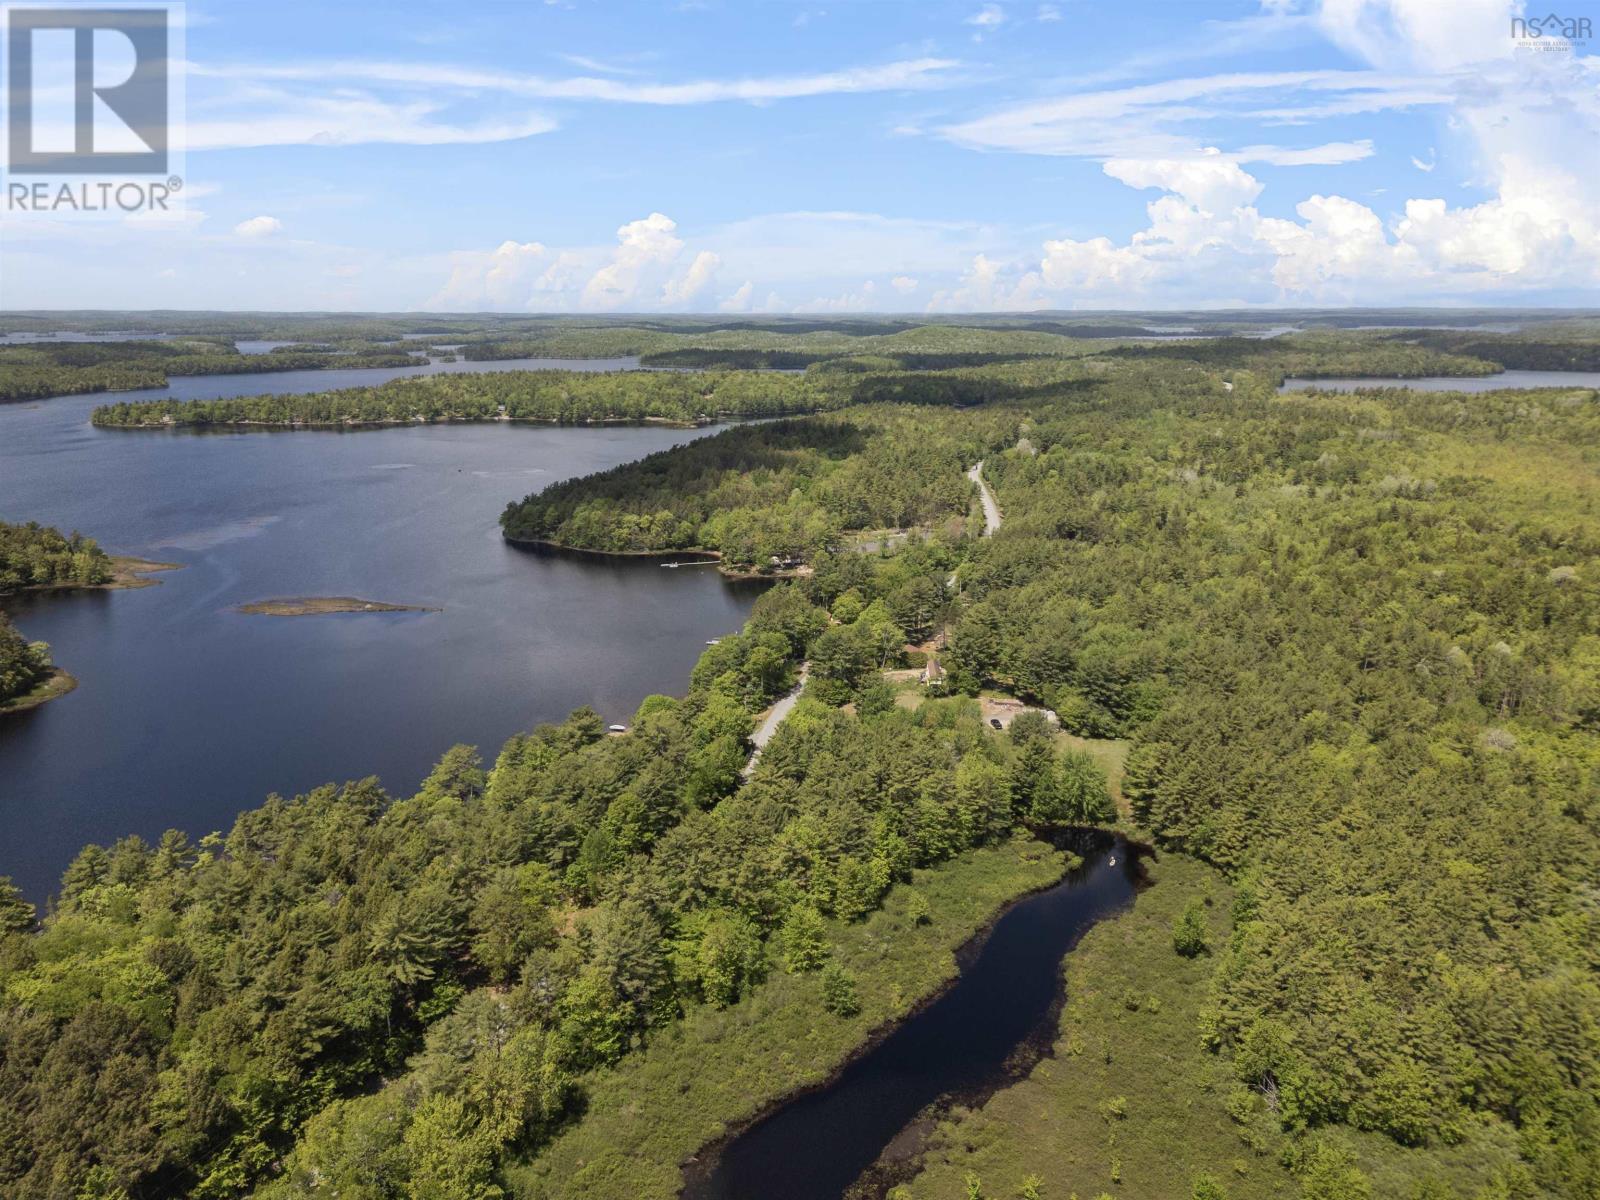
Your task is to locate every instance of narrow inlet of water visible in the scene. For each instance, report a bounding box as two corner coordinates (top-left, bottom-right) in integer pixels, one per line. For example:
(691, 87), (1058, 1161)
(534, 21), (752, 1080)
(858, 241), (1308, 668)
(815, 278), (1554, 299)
(682, 830), (1144, 1200)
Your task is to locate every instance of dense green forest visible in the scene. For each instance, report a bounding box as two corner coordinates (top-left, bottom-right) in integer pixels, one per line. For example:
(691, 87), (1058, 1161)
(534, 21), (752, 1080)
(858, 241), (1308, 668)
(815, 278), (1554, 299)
(0, 551), (1120, 1197)
(500, 409), (1003, 567)
(4, 317), (1600, 1199)
(932, 373), (1600, 1197)
(499, 361), (1600, 1196)
(0, 521), (114, 593)
(462, 324), (1110, 364)
(1389, 330), (1600, 372)
(0, 361), (169, 403)
(458, 322), (1509, 380)
(1105, 331), (1500, 380)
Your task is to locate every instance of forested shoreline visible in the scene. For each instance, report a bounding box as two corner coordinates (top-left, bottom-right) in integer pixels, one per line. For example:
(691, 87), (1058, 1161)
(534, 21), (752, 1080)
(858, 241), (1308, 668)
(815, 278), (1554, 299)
(89, 369), (858, 428)
(0, 522), (114, 708)
(0, 339), (421, 404)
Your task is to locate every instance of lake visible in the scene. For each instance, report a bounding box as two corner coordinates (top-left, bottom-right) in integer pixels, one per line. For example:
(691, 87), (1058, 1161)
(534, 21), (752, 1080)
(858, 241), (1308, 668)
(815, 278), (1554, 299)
(682, 831), (1143, 1200)
(0, 365), (755, 905)
(0, 330), (173, 344)
(1280, 369), (1600, 392)
(234, 340), (303, 354)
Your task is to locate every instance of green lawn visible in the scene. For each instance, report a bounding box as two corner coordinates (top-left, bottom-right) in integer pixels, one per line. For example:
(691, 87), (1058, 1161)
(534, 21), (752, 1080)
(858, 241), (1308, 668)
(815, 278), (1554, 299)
(1056, 733), (1129, 809)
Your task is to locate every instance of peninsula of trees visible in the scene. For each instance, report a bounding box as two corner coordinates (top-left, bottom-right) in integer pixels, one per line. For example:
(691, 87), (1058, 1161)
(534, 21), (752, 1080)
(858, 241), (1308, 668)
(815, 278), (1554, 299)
(0, 521), (115, 708)
(89, 369), (857, 428)
(500, 410), (999, 569)
(0, 521), (114, 592)
(0, 613), (58, 710)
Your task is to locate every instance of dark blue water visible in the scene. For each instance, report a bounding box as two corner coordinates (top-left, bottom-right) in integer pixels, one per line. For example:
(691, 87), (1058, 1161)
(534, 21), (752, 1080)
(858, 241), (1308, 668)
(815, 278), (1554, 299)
(682, 832), (1142, 1200)
(0, 367), (755, 905)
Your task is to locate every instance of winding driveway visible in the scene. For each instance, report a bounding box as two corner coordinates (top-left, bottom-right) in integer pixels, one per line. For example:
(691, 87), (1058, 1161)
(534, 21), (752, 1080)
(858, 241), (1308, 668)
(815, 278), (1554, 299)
(742, 662), (808, 776)
(948, 459), (1002, 590)
(968, 460), (1002, 536)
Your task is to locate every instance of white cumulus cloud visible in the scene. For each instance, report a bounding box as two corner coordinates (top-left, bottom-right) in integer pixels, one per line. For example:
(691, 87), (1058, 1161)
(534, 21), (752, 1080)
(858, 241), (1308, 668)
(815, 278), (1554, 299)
(581, 212), (686, 309)
(234, 215), (282, 238)
(1026, 145), (1600, 305)
(718, 280), (755, 312)
(794, 280), (879, 312)
(429, 239), (548, 309)
(934, 0), (1600, 306)
(662, 250), (722, 304)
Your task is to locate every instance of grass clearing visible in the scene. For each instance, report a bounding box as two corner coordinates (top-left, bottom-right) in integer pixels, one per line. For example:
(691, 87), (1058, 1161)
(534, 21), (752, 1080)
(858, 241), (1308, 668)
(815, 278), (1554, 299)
(1057, 733), (1129, 808)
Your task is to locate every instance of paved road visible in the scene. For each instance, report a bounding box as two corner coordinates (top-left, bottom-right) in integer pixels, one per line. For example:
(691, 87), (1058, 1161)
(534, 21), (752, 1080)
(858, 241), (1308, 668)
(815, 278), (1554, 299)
(948, 460), (1002, 589)
(968, 460), (1002, 536)
(743, 662), (808, 776)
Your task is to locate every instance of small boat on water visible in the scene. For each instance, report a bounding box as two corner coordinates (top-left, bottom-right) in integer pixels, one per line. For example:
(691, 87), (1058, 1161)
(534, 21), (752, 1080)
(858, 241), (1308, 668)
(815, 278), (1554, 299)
(608, 723), (627, 734)
(706, 638), (721, 646)
(662, 562), (681, 569)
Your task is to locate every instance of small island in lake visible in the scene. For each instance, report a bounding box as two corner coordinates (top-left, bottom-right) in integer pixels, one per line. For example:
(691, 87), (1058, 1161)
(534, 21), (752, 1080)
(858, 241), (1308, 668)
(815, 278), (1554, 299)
(235, 596), (440, 617)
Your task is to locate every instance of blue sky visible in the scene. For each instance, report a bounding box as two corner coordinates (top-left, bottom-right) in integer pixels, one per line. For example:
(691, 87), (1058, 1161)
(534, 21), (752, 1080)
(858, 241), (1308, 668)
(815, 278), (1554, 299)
(3, 0), (1598, 310)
